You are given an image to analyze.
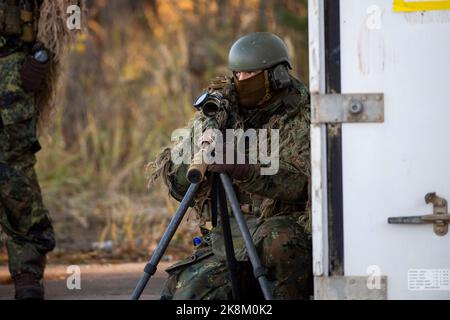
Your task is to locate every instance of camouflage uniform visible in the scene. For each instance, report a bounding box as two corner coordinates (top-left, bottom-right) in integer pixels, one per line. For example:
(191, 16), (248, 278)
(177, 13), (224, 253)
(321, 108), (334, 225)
(0, 35), (55, 279)
(155, 75), (312, 300)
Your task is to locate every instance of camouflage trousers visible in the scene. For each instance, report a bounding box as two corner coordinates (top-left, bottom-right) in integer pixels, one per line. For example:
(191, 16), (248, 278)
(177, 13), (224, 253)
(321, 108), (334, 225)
(161, 215), (312, 300)
(0, 50), (55, 279)
(0, 161), (55, 279)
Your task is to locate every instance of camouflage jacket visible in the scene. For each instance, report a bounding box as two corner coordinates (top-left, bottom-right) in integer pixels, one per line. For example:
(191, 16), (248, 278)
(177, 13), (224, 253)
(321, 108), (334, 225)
(152, 75), (311, 233)
(0, 0), (42, 165)
(0, 50), (41, 166)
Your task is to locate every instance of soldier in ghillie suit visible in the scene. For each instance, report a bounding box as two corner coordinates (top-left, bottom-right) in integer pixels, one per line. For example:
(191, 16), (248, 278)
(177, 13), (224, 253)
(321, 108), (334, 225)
(0, 0), (83, 299)
(150, 32), (313, 300)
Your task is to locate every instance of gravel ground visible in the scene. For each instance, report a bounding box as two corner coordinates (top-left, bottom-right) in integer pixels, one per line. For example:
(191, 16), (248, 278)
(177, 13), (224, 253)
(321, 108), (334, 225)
(0, 262), (171, 300)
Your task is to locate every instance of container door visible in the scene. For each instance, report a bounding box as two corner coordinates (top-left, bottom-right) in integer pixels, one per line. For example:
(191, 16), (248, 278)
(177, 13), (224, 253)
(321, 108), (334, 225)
(340, 0), (450, 299)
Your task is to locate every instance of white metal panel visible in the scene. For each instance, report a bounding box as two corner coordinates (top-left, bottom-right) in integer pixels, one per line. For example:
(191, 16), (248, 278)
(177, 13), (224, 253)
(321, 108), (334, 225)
(308, 0), (325, 94)
(311, 124), (329, 276)
(340, 0), (450, 299)
(309, 0), (329, 277)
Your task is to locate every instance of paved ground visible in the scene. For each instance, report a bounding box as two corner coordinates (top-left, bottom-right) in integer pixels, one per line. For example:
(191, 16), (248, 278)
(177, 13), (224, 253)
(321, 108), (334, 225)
(0, 262), (170, 300)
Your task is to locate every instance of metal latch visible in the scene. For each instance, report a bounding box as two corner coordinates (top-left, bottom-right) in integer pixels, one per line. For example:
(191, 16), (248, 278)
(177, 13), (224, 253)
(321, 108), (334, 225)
(388, 193), (450, 236)
(311, 93), (384, 124)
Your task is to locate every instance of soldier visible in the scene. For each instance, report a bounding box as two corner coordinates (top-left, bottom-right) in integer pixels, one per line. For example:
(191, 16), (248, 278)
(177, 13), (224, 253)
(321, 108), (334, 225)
(0, 0), (80, 299)
(151, 32), (312, 300)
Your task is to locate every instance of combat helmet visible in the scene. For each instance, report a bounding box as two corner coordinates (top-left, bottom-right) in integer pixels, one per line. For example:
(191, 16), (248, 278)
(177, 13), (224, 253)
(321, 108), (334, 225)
(228, 32), (292, 72)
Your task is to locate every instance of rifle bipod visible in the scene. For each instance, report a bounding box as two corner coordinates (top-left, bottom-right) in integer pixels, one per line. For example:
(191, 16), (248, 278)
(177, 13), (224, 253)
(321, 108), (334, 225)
(130, 173), (273, 300)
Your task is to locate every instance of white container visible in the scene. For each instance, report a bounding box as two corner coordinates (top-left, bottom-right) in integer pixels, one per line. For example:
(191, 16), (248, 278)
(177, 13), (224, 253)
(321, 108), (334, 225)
(309, 0), (450, 299)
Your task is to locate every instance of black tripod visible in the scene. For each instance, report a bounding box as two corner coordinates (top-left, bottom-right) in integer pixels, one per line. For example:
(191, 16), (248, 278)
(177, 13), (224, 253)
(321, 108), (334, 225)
(130, 173), (273, 300)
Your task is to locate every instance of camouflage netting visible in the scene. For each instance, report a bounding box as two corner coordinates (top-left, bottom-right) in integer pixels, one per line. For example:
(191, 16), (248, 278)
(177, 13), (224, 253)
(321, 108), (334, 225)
(147, 112), (214, 219)
(36, 0), (86, 124)
(264, 106), (311, 234)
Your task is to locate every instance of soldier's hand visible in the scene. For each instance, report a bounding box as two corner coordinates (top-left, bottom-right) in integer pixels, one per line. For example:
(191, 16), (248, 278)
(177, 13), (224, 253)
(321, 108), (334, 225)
(206, 139), (255, 180)
(20, 55), (49, 93)
(207, 163), (253, 181)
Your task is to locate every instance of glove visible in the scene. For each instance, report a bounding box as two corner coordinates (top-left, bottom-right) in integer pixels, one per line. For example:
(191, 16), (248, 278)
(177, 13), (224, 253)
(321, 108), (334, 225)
(20, 55), (49, 93)
(207, 163), (253, 181)
(205, 134), (255, 180)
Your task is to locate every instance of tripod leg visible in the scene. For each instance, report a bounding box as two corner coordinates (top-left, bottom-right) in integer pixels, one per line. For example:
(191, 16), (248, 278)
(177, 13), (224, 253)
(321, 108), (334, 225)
(219, 174), (273, 300)
(131, 182), (201, 300)
(216, 174), (241, 300)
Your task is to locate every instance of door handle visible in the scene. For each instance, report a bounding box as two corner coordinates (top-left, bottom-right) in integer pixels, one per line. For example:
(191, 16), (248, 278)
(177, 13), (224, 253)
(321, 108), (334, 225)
(388, 193), (450, 236)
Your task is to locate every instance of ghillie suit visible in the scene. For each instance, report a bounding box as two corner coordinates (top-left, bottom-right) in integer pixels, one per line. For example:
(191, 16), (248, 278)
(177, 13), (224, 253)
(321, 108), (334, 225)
(0, 0), (84, 298)
(36, 0), (86, 124)
(149, 75), (313, 300)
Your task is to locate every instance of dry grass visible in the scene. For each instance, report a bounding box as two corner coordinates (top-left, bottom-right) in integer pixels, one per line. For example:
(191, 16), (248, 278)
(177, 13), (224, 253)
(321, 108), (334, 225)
(0, 1), (309, 264)
(29, 7), (203, 262)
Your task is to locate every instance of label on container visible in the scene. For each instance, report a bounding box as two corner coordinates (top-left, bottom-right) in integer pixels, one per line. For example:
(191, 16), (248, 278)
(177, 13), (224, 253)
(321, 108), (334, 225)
(408, 269), (450, 291)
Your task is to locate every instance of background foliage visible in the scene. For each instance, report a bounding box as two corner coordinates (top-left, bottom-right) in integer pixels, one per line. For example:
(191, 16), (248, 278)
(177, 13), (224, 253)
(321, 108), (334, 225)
(1, 0), (308, 263)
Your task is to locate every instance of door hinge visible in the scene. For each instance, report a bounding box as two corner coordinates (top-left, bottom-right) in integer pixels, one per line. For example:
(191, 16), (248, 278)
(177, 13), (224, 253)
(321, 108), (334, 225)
(311, 93), (384, 124)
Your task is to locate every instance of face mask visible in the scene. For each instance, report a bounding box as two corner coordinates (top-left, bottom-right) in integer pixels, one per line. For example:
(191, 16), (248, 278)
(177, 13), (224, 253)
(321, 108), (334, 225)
(234, 70), (272, 108)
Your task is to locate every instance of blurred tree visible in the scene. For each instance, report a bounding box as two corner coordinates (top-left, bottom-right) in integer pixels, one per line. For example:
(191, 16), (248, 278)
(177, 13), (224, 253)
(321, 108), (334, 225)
(217, 0), (229, 29)
(272, 0), (308, 81)
(62, 0), (102, 151)
(231, 0), (244, 36)
(258, 0), (268, 31)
